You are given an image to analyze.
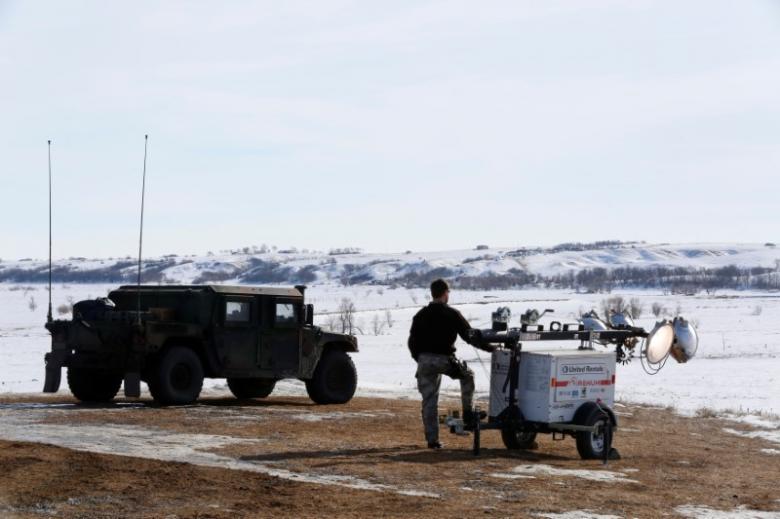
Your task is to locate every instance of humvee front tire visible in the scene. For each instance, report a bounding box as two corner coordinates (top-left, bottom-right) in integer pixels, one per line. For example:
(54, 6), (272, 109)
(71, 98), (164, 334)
(305, 350), (357, 404)
(148, 346), (204, 406)
(227, 378), (276, 399)
(67, 367), (123, 403)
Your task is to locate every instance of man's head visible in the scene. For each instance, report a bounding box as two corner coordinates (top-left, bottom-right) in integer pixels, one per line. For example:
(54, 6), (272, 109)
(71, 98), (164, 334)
(430, 278), (450, 303)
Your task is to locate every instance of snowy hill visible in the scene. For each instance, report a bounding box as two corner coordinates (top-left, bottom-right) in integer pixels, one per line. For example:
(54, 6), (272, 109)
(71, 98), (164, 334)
(1, 242), (779, 290)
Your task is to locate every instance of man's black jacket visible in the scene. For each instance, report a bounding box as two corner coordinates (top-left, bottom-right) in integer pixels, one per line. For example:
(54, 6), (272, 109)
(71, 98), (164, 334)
(407, 302), (488, 360)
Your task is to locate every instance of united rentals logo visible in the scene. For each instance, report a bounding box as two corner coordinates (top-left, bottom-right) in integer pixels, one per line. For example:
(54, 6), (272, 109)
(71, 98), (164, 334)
(561, 364), (605, 375)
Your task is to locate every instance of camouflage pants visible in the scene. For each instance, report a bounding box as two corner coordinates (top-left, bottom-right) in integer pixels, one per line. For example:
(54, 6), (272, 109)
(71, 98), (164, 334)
(415, 353), (475, 443)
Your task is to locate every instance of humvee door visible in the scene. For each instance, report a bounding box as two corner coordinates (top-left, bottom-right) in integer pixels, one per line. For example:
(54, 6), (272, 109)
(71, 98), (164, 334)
(216, 295), (260, 373)
(259, 298), (301, 377)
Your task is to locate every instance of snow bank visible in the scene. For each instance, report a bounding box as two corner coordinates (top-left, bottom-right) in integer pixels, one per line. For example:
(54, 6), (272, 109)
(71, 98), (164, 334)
(676, 505), (780, 518)
(534, 512), (622, 519)
(491, 464), (638, 484)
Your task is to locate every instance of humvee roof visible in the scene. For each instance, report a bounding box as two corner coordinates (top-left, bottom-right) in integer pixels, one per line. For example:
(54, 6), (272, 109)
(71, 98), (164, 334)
(116, 285), (302, 297)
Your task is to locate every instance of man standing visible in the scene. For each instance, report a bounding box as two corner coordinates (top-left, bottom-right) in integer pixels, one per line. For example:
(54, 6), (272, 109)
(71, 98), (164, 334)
(408, 279), (493, 449)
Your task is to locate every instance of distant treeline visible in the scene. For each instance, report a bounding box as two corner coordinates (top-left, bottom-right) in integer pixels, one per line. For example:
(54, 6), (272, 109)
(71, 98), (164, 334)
(389, 265), (779, 293)
(537, 265), (780, 294)
(2, 258), (778, 294)
(505, 240), (643, 258)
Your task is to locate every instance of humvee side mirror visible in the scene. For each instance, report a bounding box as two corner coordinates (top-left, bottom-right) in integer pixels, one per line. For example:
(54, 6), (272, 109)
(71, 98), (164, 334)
(305, 304), (314, 326)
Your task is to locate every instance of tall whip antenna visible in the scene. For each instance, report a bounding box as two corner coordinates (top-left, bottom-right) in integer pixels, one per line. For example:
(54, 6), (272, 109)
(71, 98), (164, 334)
(136, 134), (148, 325)
(47, 140), (53, 323)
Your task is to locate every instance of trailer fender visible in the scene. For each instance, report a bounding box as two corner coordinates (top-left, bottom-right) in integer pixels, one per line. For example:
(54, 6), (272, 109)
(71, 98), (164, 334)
(573, 401), (618, 429)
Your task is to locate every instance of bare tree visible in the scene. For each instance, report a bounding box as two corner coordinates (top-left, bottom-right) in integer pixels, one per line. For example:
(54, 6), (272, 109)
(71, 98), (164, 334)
(354, 318), (366, 336)
(338, 298), (357, 335)
(384, 309), (394, 329)
(651, 302), (666, 318)
(28, 296), (38, 312)
(323, 314), (339, 332)
(776, 259), (780, 289)
(629, 298), (644, 319)
(371, 313), (385, 335)
(600, 296), (626, 317)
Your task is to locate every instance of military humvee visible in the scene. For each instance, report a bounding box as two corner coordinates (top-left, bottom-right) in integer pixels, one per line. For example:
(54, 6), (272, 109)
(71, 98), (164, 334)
(43, 285), (358, 406)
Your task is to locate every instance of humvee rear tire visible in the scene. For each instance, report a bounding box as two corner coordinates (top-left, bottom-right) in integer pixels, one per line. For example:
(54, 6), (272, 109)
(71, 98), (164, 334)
(67, 367), (123, 403)
(305, 350), (357, 405)
(227, 378), (276, 399)
(148, 347), (204, 406)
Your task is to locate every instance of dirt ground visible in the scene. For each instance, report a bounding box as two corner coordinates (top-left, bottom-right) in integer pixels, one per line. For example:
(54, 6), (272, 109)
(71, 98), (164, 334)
(0, 394), (778, 518)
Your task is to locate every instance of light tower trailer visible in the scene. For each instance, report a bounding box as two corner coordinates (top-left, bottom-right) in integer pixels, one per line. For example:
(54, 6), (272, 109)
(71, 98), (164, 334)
(448, 323), (648, 463)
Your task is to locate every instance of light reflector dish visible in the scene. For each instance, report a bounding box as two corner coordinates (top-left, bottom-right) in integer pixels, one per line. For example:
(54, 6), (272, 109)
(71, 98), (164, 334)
(609, 311), (635, 329)
(645, 321), (674, 363)
(670, 317), (699, 363)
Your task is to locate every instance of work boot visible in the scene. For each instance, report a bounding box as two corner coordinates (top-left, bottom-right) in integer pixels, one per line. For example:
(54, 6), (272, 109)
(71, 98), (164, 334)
(427, 440), (442, 449)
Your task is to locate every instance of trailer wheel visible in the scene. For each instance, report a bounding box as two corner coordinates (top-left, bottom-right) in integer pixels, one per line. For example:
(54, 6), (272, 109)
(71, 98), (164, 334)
(227, 378), (276, 399)
(576, 407), (612, 459)
(148, 347), (204, 406)
(501, 426), (538, 450)
(305, 350), (357, 404)
(67, 368), (123, 403)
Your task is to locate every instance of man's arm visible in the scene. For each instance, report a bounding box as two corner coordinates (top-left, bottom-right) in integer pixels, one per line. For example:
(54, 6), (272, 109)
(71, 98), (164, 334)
(452, 307), (472, 343)
(453, 307), (493, 353)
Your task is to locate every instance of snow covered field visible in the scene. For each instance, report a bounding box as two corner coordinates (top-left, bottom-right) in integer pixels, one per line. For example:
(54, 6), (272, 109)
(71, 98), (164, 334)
(2, 283), (778, 418)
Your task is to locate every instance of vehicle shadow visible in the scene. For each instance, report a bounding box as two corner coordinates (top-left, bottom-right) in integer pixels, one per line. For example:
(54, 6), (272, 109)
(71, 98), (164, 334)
(239, 446), (569, 465)
(195, 397), (315, 408)
(0, 401), (146, 411)
(0, 396), (316, 410)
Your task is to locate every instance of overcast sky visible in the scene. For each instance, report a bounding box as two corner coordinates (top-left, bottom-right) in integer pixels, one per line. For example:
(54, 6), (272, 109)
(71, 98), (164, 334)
(1, 0), (779, 260)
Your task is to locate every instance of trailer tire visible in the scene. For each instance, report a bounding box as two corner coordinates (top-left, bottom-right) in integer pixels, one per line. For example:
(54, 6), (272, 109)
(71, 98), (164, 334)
(227, 378), (276, 399)
(67, 367), (123, 403)
(501, 426), (538, 450)
(576, 407), (612, 459)
(148, 347), (204, 406)
(305, 350), (357, 404)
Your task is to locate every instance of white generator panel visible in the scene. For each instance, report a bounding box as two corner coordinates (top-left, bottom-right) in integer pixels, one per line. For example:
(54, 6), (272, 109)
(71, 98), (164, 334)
(489, 349), (616, 423)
